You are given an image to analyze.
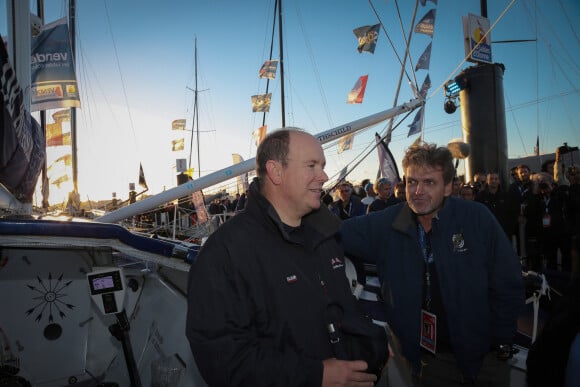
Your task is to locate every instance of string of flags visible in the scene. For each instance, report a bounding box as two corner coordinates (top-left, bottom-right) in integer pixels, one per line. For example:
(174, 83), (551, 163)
(407, 1), (438, 138)
(248, 2), (437, 151)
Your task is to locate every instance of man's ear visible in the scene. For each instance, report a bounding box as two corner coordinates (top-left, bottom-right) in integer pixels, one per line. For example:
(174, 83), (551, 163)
(266, 160), (283, 185)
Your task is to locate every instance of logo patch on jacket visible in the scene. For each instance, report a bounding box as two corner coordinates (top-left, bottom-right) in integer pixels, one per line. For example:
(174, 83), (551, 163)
(286, 274), (298, 283)
(452, 233), (468, 253)
(330, 257), (344, 269)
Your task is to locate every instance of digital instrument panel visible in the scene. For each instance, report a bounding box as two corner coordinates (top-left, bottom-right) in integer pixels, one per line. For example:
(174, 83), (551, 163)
(87, 268), (126, 315)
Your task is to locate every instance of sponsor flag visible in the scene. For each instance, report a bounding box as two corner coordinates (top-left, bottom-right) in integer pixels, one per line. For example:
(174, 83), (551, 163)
(258, 60), (278, 79)
(176, 158), (187, 173)
(375, 133), (401, 183)
(46, 121), (71, 146)
(172, 119), (186, 130)
(415, 42), (432, 71)
(138, 163), (148, 190)
(55, 153), (72, 166)
(47, 153), (72, 172)
(191, 190), (208, 224)
(353, 24), (380, 54)
(338, 134), (354, 154)
(415, 9), (436, 37)
(407, 106), (424, 137)
(52, 109), (70, 122)
(419, 74), (432, 98)
(172, 138), (185, 151)
(251, 93), (271, 112)
(252, 125), (267, 146)
(347, 75), (369, 104)
(52, 174), (70, 188)
(31, 17), (80, 111)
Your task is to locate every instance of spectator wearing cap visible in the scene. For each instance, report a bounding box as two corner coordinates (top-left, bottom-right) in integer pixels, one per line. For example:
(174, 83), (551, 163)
(367, 177), (401, 213)
(330, 181), (366, 220)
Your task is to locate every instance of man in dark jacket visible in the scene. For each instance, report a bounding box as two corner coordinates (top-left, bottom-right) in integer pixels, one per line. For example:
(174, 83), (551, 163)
(186, 129), (381, 386)
(340, 143), (525, 386)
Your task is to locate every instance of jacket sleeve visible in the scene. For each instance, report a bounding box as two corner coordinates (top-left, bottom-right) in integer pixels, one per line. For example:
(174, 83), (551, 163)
(339, 214), (377, 264)
(486, 208), (526, 345)
(185, 236), (323, 387)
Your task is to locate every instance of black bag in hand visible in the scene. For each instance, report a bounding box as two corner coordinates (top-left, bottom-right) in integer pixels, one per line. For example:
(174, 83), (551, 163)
(327, 303), (389, 378)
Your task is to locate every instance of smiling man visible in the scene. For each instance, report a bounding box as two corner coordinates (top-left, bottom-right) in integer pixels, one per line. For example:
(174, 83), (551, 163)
(186, 128), (382, 387)
(339, 142), (525, 387)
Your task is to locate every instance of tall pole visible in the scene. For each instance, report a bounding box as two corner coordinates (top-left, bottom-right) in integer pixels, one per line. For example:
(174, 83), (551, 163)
(36, 0), (50, 209)
(277, 0), (285, 127)
(188, 36), (201, 178)
(69, 0), (79, 194)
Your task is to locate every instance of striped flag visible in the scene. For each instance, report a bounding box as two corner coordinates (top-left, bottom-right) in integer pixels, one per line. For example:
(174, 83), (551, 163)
(347, 75), (369, 104)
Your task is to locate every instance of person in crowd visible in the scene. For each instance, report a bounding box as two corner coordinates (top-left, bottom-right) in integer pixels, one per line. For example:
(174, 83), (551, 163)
(186, 128), (381, 387)
(367, 177), (400, 213)
(508, 164), (542, 270)
(234, 191), (246, 212)
(459, 184), (476, 201)
(330, 181), (366, 220)
(231, 193), (240, 212)
(451, 176), (462, 197)
(527, 275), (580, 387)
(361, 182), (377, 207)
(475, 172), (512, 237)
(472, 171), (487, 194)
(394, 180), (406, 202)
(339, 142), (524, 387)
(532, 172), (571, 271)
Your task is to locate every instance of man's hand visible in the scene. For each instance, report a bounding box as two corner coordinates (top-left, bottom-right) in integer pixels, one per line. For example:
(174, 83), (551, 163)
(322, 359), (377, 386)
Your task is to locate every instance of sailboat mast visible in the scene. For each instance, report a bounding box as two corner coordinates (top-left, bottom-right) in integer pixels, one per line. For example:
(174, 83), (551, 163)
(188, 36), (201, 178)
(69, 0), (79, 194)
(277, 0), (285, 127)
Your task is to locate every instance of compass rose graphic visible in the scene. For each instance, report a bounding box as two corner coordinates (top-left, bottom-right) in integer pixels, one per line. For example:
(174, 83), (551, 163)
(25, 272), (76, 323)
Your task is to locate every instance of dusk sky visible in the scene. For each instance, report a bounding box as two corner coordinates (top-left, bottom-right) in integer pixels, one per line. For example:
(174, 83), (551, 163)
(1, 0), (578, 205)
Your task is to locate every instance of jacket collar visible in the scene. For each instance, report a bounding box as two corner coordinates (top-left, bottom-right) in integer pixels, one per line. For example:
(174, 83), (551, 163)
(392, 197), (450, 235)
(246, 180), (339, 246)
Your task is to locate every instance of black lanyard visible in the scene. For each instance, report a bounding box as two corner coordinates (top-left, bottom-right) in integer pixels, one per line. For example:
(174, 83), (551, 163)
(418, 223), (434, 310)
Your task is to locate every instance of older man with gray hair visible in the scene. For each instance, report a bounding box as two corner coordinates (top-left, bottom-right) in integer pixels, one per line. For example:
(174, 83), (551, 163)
(367, 177), (401, 213)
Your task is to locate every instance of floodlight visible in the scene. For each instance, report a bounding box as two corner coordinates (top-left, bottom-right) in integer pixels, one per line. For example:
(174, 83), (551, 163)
(444, 98), (457, 114)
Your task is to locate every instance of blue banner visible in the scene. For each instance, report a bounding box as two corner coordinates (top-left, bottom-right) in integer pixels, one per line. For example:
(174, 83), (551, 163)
(31, 17), (81, 111)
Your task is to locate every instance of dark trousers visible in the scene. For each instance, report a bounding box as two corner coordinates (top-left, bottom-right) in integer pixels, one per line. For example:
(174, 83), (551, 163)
(411, 352), (510, 387)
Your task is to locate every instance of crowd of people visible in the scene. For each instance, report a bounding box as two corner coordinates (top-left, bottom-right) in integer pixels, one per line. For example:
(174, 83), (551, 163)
(185, 128), (578, 387)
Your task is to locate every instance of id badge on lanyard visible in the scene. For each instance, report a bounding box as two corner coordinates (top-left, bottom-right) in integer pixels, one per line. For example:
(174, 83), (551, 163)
(420, 309), (437, 354)
(418, 224), (437, 354)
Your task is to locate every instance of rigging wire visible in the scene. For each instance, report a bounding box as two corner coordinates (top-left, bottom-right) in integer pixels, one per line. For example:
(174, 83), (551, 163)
(294, 1), (334, 128)
(102, 0), (138, 153)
